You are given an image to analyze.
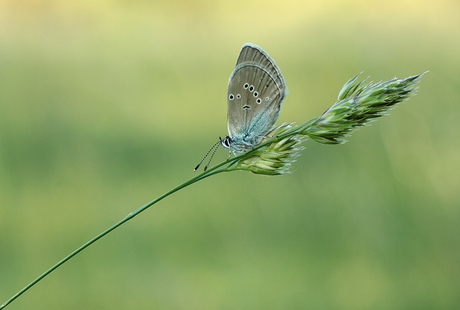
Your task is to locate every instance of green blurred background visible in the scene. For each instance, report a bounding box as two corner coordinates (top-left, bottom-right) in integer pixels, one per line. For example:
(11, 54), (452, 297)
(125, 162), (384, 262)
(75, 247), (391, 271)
(1, 0), (459, 309)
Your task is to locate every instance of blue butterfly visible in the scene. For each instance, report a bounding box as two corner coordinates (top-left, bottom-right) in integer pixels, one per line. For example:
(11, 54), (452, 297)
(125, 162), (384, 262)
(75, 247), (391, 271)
(195, 43), (286, 171)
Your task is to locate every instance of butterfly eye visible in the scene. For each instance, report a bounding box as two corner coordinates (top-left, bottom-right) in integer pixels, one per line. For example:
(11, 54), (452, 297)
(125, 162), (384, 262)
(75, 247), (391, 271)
(256, 98), (262, 104)
(229, 94), (234, 100)
(236, 94), (241, 99)
(243, 83), (249, 89)
(249, 85), (254, 92)
(253, 91), (258, 97)
(265, 97), (270, 101)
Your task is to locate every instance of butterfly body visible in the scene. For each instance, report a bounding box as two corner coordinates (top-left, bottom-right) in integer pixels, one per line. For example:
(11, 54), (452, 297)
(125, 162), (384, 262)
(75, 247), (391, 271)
(222, 43), (287, 153)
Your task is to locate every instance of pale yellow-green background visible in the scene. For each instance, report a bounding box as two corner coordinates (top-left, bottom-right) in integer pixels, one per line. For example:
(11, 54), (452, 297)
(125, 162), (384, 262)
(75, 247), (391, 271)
(1, 0), (459, 309)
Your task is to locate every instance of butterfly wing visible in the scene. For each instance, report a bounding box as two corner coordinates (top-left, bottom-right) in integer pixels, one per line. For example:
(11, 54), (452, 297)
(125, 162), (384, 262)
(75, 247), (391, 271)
(226, 43), (286, 150)
(235, 43), (285, 90)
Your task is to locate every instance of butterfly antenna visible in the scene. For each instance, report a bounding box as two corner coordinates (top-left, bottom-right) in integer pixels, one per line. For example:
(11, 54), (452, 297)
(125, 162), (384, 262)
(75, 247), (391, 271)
(194, 139), (221, 171)
(203, 138), (222, 171)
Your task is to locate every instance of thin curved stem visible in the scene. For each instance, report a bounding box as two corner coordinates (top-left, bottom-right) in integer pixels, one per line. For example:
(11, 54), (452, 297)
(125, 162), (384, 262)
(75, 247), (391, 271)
(1, 118), (320, 308)
(0, 165), (228, 309)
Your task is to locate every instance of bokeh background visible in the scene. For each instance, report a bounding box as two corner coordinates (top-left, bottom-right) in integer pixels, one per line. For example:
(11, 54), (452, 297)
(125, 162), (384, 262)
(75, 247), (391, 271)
(1, 0), (459, 309)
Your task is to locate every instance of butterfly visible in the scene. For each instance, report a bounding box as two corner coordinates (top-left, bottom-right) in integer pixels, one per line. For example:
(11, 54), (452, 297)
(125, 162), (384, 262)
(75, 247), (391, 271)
(195, 43), (286, 171)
